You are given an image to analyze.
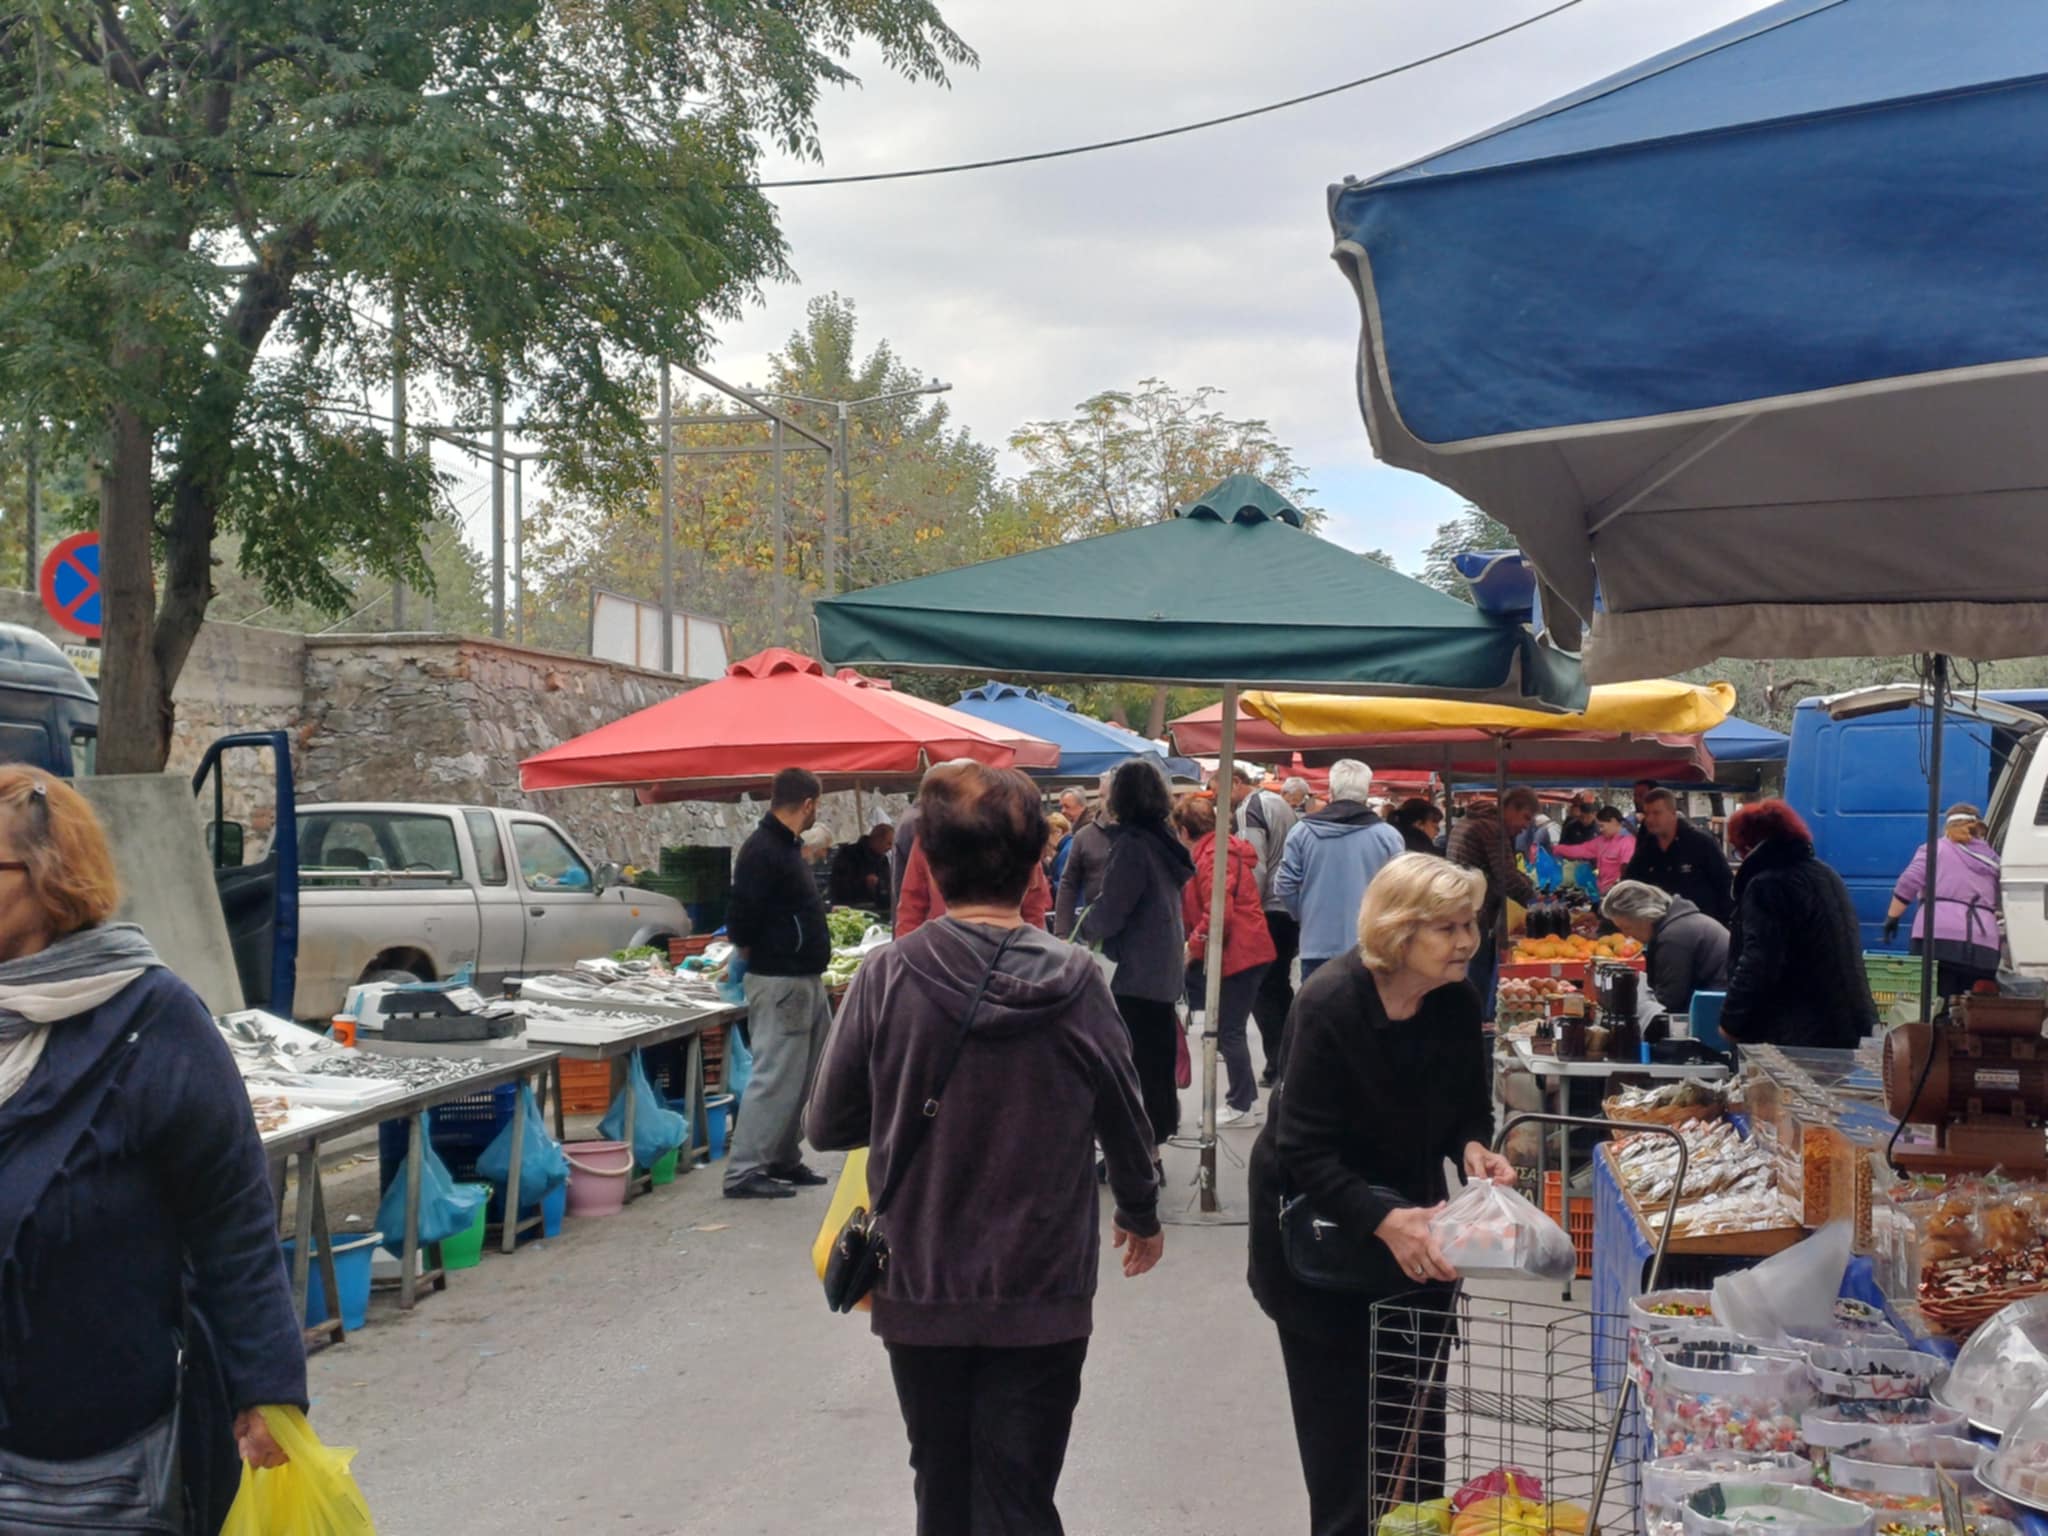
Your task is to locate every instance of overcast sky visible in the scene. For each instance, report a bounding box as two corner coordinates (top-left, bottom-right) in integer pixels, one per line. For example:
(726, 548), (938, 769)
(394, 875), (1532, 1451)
(457, 0), (1774, 576)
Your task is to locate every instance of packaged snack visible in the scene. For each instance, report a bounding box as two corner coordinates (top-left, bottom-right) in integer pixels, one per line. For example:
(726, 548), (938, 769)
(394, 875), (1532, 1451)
(1801, 1401), (1968, 1482)
(1428, 1180), (1576, 1282)
(1644, 1453), (1815, 1536)
(1631, 1291), (1719, 1390)
(1805, 1347), (1949, 1405)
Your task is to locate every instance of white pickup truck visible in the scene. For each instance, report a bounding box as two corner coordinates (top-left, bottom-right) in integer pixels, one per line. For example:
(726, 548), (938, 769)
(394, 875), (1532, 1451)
(293, 802), (689, 1021)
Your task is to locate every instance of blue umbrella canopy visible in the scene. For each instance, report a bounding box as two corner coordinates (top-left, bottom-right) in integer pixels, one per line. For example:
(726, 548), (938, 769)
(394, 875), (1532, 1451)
(1704, 716), (1791, 766)
(951, 681), (1202, 782)
(1329, 0), (2048, 680)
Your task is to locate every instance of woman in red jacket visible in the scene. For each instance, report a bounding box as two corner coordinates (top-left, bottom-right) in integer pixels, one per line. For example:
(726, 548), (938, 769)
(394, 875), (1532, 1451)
(1176, 796), (1278, 1126)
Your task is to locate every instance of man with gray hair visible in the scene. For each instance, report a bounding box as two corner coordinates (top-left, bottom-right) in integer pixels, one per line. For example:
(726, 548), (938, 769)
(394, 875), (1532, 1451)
(1273, 759), (1406, 985)
(1601, 878), (1730, 1016)
(1238, 772), (1303, 1084)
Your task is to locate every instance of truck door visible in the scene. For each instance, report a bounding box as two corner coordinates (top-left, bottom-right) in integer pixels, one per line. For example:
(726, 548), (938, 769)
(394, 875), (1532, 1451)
(194, 732), (298, 1016)
(464, 809), (529, 989)
(1991, 729), (2048, 982)
(508, 817), (614, 970)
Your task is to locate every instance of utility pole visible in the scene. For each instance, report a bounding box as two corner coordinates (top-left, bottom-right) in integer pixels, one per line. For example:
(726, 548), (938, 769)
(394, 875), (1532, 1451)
(391, 297), (409, 629)
(22, 434), (37, 585)
(659, 360), (675, 673)
(834, 403), (851, 596)
(513, 457), (525, 645)
(490, 382), (506, 640)
(771, 418), (787, 634)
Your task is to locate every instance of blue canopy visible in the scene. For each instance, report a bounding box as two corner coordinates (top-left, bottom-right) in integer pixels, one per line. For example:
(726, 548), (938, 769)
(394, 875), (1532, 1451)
(1329, 0), (2048, 680)
(1704, 716), (1790, 766)
(950, 681), (1202, 782)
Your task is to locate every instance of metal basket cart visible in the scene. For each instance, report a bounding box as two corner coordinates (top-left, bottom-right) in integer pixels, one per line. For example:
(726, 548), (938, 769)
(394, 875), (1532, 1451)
(1369, 1114), (1688, 1536)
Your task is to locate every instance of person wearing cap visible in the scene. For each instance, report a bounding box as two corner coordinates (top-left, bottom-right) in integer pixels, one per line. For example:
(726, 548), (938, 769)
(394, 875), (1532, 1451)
(1885, 803), (2003, 999)
(829, 811), (897, 917)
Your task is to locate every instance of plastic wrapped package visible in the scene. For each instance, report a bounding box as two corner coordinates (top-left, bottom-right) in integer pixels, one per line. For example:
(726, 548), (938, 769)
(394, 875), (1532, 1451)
(1826, 1434), (1990, 1508)
(1632, 1291), (1719, 1390)
(1806, 1346), (1949, 1405)
(1933, 1294), (2048, 1436)
(1801, 1400), (1967, 1482)
(1648, 1338), (1814, 1458)
(1428, 1179), (1576, 1281)
(1643, 1454), (1814, 1536)
(1786, 1322), (1907, 1357)
(1681, 1483), (1876, 1536)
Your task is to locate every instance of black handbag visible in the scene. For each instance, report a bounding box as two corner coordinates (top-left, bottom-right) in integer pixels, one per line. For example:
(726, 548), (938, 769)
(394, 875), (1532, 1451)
(823, 932), (1017, 1314)
(1278, 1184), (1416, 1294)
(0, 1344), (186, 1533)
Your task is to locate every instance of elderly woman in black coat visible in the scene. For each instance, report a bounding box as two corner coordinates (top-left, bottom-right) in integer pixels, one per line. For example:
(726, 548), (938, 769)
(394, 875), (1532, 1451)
(1249, 852), (1516, 1536)
(0, 768), (306, 1533)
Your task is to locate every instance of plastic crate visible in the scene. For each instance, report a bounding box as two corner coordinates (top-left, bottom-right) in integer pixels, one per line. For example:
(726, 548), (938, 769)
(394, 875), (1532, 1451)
(1541, 1170), (1594, 1280)
(669, 935), (717, 963)
(558, 1058), (612, 1115)
(376, 1083), (518, 1189)
(1863, 952), (1923, 1012)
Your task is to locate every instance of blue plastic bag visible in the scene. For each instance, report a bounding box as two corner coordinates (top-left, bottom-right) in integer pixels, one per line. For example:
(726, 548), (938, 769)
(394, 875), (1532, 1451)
(476, 1083), (568, 1210)
(726, 1025), (754, 1105)
(1533, 846), (1563, 891)
(374, 1136), (487, 1257)
(599, 1053), (688, 1170)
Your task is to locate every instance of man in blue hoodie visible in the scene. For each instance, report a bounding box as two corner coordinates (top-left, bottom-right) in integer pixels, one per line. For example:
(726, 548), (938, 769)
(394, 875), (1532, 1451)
(1273, 759), (1407, 983)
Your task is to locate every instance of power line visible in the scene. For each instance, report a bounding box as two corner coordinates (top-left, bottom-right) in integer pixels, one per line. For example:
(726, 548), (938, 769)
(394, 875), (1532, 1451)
(747, 0), (1588, 189)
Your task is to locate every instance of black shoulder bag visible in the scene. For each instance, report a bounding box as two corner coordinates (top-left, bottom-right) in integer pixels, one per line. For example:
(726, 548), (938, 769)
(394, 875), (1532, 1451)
(1279, 1184), (1415, 1293)
(823, 931), (1017, 1314)
(0, 1341), (186, 1532)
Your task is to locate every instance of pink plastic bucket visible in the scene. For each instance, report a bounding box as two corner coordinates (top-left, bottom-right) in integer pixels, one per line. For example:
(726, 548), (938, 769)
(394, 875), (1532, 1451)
(563, 1139), (633, 1217)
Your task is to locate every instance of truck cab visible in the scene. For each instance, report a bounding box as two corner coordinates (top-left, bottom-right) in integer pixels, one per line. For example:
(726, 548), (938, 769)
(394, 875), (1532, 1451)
(0, 623), (97, 776)
(1987, 726), (2048, 983)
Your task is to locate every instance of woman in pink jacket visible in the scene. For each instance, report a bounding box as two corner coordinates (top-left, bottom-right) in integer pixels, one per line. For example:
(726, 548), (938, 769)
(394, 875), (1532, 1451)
(1554, 806), (1637, 894)
(1885, 802), (2002, 999)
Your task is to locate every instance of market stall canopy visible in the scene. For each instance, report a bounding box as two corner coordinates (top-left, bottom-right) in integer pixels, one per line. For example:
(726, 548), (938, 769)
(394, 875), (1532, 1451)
(518, 647), (1057, 801)
(1168, 701), (1364, 761)
(1328, 0), (2048, 680)
(1243, 678), (1734, 738)
(833, 670), (1067, 770)
(815, 475), (1586, 708)
(949, 681), (1201, 781)
(1704, 716), (1791, 766)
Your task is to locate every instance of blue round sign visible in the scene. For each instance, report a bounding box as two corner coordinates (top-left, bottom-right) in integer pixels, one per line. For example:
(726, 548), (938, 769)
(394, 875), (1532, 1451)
(39, 532), (102, 638)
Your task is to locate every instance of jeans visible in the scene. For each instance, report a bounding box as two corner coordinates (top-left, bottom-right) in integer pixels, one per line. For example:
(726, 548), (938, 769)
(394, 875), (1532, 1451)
(887, 1338), (1090, 1536)
(725, 971), (832, 1185)
(1115, 993), (1181, 1146)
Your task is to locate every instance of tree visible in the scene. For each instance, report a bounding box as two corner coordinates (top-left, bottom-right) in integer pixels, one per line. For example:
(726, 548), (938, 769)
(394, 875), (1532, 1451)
(1361, 548), (1397, 570)
(0, 1), (972, 770)
(1418, 506), (1514, 600)
(1009, 380), (1323, 537)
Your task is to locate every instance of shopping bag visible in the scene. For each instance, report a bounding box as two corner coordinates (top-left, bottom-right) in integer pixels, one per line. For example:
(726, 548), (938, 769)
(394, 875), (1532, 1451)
(811, 1150), (873, 1313)
(476, 1083), (569, 1211)
(1429, 1178), (1576, 1281)
(726, 1025), (754, 1105)
(221, 1406), (376, 1535)
(598, 1052), (688, 1169)
(373, 1137), (487, 1257)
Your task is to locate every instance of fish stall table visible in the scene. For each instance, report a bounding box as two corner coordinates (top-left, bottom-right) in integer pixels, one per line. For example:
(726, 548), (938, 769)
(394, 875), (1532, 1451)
(263, 1046), (561, 1347)
(1508, 1037), (1730, 1299)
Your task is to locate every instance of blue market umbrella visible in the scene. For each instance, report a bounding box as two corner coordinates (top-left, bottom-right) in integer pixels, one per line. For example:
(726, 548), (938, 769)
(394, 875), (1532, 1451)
(1704, 717), (1790, 767)
(951, 681), (1201, 782)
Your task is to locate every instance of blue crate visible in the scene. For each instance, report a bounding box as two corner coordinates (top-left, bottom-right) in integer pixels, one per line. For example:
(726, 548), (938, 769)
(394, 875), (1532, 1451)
(377, 1083), (519, 1190)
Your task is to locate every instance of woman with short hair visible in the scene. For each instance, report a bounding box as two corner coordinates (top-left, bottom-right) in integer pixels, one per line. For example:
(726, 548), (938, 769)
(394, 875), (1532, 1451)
(0, 767), (306, 1534)
(1884, 802), (2002, 999)
(1391, 797), (1444, 856)
(1722, 799), (1877, 1048)
(1172, 795), (1276, 1125)
(1601, 878), (1730, 1016)
(808, 761), (1163, 1536)
(1248, 852), (1516, 1536)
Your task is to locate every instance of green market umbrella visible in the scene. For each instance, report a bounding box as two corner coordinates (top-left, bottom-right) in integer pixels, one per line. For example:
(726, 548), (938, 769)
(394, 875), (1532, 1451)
(816, 476), (1584, 1217)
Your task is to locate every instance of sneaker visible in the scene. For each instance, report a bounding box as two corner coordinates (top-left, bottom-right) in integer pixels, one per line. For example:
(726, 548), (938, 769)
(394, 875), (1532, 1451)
(767, 1162), (830, 1187)
(1258, 1069), (1278, 1089)
(1216, 1105), (1263, 1128)
(723, 1171), (798, 1200)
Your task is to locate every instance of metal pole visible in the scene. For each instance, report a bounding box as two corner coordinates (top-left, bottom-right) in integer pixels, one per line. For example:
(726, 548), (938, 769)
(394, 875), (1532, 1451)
(659, 361), (675, 672)
(771, 418), (787, 635)
(489, 382), (505, 640)
(513, 458), (525, 646)
(391, 297), (409, 629)
(21, 434), (37, 586)
(826, 404), (848, 598)
(1198, 685), (1238, 1215)
(1920, 653), (1947, 1023)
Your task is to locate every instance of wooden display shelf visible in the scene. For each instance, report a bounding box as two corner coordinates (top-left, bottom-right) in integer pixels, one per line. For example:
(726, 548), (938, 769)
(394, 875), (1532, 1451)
(1601, 1142), (1808, 1260)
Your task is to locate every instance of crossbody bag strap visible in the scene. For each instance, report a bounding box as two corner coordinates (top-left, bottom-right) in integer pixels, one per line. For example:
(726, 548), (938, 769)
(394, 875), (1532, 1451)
(868, 928), (1019, 1221)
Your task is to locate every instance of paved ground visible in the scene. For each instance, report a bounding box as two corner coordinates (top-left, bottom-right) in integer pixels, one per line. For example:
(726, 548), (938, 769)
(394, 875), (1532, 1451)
(306, 1070), (1599, 1536)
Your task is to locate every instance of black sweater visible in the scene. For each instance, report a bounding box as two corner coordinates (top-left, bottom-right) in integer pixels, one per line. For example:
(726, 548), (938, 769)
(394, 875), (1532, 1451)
(1621, 817), (1735, 925)
(727, 813), (831, 976)
(1247, 952), (1493, 1342)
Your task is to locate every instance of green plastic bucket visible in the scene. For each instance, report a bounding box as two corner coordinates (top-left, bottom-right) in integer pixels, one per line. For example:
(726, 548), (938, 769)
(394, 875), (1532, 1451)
(647, 1147), (681, 1186)
(441, 1185), (491, 1269)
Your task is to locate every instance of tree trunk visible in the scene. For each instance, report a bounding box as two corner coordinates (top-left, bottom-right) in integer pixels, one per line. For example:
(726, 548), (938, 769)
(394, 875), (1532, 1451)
(1144, 685), (1170, 741)
(98, 404), (172, 773)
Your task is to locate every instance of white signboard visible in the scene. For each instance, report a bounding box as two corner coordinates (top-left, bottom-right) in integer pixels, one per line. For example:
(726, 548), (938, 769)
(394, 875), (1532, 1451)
(589, 589), (730, 680)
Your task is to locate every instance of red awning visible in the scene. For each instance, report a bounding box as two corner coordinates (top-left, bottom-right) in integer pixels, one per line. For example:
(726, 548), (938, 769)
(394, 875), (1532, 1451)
(520, 647), (1058, 800)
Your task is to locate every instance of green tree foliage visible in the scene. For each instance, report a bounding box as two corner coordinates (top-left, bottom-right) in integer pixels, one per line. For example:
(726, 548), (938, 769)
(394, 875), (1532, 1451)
(0, 0), (972, 769)
(1417, 506), (1514, 600)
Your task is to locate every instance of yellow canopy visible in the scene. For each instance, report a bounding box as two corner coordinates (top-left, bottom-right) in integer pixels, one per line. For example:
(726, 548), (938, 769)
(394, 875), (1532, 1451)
(1244, 678), (1736, 737)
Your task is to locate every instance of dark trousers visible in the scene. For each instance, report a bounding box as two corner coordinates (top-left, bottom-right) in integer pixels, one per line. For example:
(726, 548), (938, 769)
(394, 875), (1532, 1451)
(1115, 993), (1182, 1145)
(1277, 1309), (1451, 1536)
(887, 1339), (1089, 1536)
(1254, 910), (1300, 1078)
(1191, 964), (1268, 1110)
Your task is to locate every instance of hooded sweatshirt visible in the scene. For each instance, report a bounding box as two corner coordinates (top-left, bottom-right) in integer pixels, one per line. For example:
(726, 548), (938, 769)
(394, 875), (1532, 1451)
(1273, 801), (1407, 963)
(806, 918), (1161, 1348)
(1076, 819), (1198, 1002)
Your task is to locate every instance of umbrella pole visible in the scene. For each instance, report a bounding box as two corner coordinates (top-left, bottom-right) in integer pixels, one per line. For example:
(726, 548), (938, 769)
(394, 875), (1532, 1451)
(1919, 654), (1948, 1025)
(1197, 685), (1237, 1216)
(1494, 737), (1510, 960)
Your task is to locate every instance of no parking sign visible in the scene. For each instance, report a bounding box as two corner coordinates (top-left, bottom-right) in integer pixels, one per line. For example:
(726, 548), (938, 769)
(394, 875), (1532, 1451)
(39, 532), (102, 639)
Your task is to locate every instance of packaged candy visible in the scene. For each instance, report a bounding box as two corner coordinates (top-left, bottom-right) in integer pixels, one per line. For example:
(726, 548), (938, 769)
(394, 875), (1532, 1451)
(1649, 1338), (1813, 1459)
(1632, 1291), (1720, 1391)
(1806, 1347), (1949, 1406)
(1644, 1453), (1815, 1536)
(1801, 1401), (1967, 1482)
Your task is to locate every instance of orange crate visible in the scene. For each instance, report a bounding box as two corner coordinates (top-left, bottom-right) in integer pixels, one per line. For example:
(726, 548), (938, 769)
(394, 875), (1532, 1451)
(1541, 1171), (1594, 1279)
(559, 1058), (613, 1115)
(699, 1023), (728, 1094)
(669, 935), (716, 963)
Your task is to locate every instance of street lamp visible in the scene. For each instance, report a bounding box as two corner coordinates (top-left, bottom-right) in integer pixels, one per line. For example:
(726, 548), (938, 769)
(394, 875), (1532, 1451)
(751, 380), (952, 596)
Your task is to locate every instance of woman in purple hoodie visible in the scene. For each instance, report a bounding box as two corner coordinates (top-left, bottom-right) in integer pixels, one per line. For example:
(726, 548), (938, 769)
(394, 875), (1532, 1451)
(1885, 802), (2003, 999)
(808, 760), (1164, 1536)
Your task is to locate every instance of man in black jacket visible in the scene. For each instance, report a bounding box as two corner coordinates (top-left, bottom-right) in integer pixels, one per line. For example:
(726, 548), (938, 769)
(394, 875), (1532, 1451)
(724, 767), (834, 1199)
(1620, 788), (1735, 925)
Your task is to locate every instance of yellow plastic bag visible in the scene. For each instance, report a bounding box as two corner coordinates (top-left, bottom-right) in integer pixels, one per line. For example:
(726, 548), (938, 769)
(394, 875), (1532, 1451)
(221, 1405), (376, 1535)
(811, 1149), (873, 1312)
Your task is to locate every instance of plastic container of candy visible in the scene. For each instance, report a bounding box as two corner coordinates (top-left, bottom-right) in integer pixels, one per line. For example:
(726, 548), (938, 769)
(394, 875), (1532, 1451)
(1977, 1380), (2048, 1512)
(1787, 1322), (1908, 1357)
(1808, 1348), (1949, 1405)
(1633, 1291), (1723, 1390)
(1681, 1483), (1877, 1536)
(1646, 1453), (1816, 1536)
(1650, 1338), (1815, 1458)
(1931, 1294), (2048, 1438)
(1828, 1436), (1988, 1502)
(1802, 1401), (1968, 1482)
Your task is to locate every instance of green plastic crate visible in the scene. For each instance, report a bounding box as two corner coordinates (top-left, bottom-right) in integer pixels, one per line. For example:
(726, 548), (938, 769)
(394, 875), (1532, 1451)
(1864, 952), (1923, 1013)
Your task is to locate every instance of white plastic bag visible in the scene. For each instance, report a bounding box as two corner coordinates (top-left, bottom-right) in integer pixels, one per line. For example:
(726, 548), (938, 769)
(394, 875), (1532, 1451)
(1429, 1178), (1578, 1281)
(1712, 1221), (1851, 1343)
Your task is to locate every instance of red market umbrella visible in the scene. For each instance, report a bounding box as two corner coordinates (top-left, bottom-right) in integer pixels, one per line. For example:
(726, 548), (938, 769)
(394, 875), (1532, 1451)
(519, 647), (1057, 801)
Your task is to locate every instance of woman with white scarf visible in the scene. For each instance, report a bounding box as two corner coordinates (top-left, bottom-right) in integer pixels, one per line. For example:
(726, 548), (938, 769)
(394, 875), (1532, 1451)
(0, 768), (305, 1533)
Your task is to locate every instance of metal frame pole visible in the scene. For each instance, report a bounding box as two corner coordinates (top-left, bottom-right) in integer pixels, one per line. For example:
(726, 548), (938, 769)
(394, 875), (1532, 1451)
(771, 419), (787, 635)
(659, 361), (675, 672)
(512, 458), (525, 645)
(828, 404), (849, 598)
(390, 297), (409, 629)
(21, 434), (37, 589)
(1920, 653), (1948, 1022)
(489, 383), (505, 640)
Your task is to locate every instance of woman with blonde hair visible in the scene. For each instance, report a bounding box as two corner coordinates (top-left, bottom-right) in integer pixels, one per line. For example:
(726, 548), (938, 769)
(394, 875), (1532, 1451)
(1247, 852), (1515, 1536)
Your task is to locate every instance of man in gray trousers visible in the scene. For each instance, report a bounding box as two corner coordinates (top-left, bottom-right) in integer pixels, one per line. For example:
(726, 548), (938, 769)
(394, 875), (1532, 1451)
(723, 767), (836, 1199)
